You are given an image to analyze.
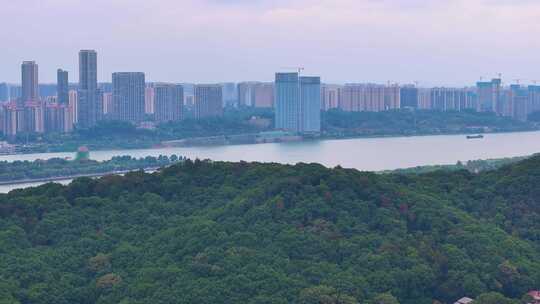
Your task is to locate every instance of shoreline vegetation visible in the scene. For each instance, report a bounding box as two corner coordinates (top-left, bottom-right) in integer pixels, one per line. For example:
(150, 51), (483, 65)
(382, 155), (533, 175)
(1, 108), (537, 154)
(0, 153), (533, 188)
(0, 155), (184, 185)
(2, 156), (540, 303)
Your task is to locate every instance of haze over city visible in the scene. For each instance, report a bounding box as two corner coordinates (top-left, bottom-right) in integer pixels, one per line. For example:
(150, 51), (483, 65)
(2, 0), (540, 85)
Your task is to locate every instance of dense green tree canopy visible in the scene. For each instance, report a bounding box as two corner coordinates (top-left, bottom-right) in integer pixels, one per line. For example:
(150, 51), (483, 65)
(2, 156), (540, 303)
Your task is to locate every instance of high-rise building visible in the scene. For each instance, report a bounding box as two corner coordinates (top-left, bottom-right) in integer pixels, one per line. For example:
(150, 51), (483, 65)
(275, 73), (301, 131)
(221, 83), (237, 107)
(23, 101), (45, 133)
(45, 103), (72, 133)
(39, 84), (57, 98)
(430, 88), (469, 111)
(476, 79), (502, 113)
(154, 84), (184, 123)
(2, 103), (24, 137)
(102, 92), (113, 114)
(400, 86), (418, 109)
(237, 82), (256, 107)
(145, 86), (155, 114)
(112, 72), (146, 123)
(57, 69), (69, 105)
(508, 85), (529, 121)
(9, 85), (21, 101)
(21, 61), (39, 104)
(238, 82), (275, 108)
(69, 90), (78, 124)
(321, 84), (341, 111)
(195, 85), (223, 119)
(528, 85), (540, 116)
(79, 51), (97, 91)
(253, 83), (274, 108)
(340, 84), (386, 112)
(418, 88), (432, 109)
(300, 76), (321, 132)
(0, 83), (8, 102)
(384, 85), (400, 110)
(275, 72), (321, 133)
(78, 50), (101, 128)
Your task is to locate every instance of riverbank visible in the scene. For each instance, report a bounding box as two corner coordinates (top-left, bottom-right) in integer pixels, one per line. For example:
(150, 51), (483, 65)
(0, 155), (183, 185)
(2, 126), (539, 156)
(3, 109), (537, 155)
(2, 130), (540, 173)
(0, 167), (161, 186)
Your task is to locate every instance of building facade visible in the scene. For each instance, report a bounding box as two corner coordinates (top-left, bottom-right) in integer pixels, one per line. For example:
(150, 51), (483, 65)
(145, 86), (155, 114)
(195, 85), (223, 119)
(275, 73), (301, 132)
(300, 76), (321, 132)
(112, 72), (146, 123)
(57, 69), (69, 105)
(476, 79), (502, 113)
(154, 84), (184, 123)
(21, 61), (39, 105)
(400, 86), (418, 109)
(321, 84), (341, 111)
(274, 72), (321, 133)
(78, 50), (102, 128)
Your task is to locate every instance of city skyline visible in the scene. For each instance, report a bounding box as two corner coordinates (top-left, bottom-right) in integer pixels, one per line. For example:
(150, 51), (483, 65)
(1, 0), (540, 85)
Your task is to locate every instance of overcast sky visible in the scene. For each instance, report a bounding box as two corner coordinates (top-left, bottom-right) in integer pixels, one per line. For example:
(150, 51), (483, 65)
(1, 0), (539, 86)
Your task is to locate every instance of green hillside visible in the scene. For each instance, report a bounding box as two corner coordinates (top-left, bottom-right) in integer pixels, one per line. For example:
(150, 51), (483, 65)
(2, 157), (540, 303)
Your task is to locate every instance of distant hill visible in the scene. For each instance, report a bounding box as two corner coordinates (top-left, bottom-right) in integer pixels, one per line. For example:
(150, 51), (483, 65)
(1, 157), (540, 303)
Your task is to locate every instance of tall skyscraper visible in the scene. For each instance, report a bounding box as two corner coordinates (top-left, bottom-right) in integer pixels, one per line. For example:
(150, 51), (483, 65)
(21, 61), (39, 104)
(112, 72), (146, 123)
(528, 85), (540, 115)
(57, 69), (69, 105)
(253, 83), (274, 108)
(145, 86), (155, 114)
(154, 84), (184, 123)
(238, 82), (274, 108)
(275, 72), (321, 133)
(300, 76), (321, 132)
(79, 50), (97, 91)
(78, 50), (101, 128)
(195, 85), (223, 119)
(476, 79), (502, 113)
(400, 86), (419, 109)
(102, 92), (113, 114)
(0, 83), (9, 102)
(69, 90), (78, 125)
(275, 73), (301, 132)
(221, 83), (237, 107)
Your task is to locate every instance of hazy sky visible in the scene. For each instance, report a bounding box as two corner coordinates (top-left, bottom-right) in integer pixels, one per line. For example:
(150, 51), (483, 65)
(1, 0), (540, 86)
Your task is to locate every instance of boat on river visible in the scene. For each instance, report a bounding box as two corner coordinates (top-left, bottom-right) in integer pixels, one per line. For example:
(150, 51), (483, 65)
(466, 134), (484, 139)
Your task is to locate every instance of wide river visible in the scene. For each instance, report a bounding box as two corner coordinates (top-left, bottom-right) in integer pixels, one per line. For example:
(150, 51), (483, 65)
(2, 131), (540, 192)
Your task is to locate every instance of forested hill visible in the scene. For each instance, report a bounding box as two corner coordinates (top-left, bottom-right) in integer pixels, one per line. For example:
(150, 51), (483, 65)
(2, 158), (540, 304)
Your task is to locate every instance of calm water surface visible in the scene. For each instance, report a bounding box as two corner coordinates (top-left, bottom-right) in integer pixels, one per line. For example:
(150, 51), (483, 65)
(2, 131), (540, 192)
